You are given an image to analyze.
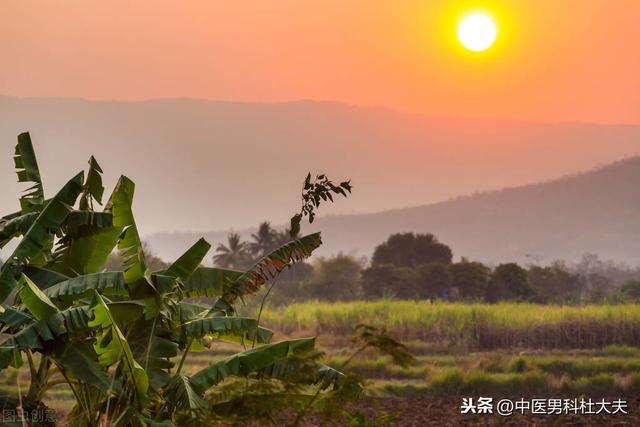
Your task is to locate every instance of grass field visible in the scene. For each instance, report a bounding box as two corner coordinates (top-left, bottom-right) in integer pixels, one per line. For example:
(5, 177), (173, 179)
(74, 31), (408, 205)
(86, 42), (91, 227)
(258, 300), (640, 350)
(3, 301), (640, 421)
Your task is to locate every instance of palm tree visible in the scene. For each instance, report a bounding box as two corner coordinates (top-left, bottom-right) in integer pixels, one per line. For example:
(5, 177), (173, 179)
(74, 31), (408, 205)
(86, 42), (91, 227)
(213, 233), (250, 269)
(249, 221), (277, 258)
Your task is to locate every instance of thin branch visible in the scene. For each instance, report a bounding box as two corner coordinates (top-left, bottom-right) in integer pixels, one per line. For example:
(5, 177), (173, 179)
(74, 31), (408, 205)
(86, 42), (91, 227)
(253, 279), (277, 349)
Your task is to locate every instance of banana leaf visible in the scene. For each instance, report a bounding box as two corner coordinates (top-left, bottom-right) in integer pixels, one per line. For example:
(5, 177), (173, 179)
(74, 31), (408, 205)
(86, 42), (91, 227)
(88, 292), (149, 402)
(190, 338), (316, 394)
(183, 267), (242, 298)
(0, 346), (22, 369)
(181, 316), (273, 345)
(51, 211), (120, 276)
(128, 320), (179, 389)
(14, 132), (44, 214)
(43, 272), (127, 307)
(163, 374), (208, 412)
(105, 176), (148, 284)
(0, 171), (84, 302)
(164, 238), (211, 283)
(19, 274), (59, 320)
(53, 340), (114, 393)
(0, 212), (37, 249)
(210, 233), (321, 315)
(8, 306), (91, 350)
(79, 156), (105, 210)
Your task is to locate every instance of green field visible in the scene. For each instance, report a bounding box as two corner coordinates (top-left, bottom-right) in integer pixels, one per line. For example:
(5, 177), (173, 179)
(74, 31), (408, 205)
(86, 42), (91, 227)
(259, 301), (640, 398)
(258, 301), (640, 350)
(3, 301), (640, 419)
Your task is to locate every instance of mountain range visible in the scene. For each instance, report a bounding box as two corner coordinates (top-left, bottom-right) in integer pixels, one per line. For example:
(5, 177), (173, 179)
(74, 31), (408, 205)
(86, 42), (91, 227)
(1, 96), (638, 264)
(148, 156), (640, 265)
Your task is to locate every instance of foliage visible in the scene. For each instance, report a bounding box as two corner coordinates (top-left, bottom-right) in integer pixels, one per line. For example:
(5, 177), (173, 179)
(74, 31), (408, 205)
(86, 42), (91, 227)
(289, 173), (352, 237)
(213, 232), (252, 270)
(529, 263), (584, 303)
(371, 233), (452, 268)
(361, 264), (417, 299)
(350, 325), (414, 369)
(415, 263), (452, 299)
(486, 263), (533, 302)
(248, 221), (279, 257)
(448, 260), (490, 300)
(0, 133), (357, 426)
(308, 253), (363, 301)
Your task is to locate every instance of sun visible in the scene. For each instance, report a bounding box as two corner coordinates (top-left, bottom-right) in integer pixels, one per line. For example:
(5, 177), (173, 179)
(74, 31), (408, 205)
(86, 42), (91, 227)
(457, 13), (497, 52)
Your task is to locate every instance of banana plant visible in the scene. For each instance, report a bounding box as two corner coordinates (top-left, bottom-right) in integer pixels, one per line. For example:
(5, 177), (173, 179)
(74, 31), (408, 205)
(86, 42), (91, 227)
(0, 133), (358, 426)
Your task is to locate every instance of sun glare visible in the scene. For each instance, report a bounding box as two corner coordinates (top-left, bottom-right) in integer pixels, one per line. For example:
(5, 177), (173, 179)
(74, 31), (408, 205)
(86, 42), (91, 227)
(457, 13), (497, 52)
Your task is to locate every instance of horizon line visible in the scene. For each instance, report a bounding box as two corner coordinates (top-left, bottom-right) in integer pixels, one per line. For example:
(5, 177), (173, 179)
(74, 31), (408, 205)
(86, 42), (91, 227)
(2, 93), (639, 128)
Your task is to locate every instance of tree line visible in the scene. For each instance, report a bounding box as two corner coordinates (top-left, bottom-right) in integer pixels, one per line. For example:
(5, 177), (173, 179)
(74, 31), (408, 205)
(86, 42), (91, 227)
(206, 229), (640, 305)
(11, 227), (634, 305)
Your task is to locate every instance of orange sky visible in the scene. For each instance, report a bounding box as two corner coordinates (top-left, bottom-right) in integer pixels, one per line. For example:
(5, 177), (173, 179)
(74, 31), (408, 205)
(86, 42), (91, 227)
(1, 0), (638, 124)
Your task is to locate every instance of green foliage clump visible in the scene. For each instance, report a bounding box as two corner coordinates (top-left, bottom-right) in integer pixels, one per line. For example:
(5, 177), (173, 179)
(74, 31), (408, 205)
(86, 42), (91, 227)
(308, 254), (363, 301)
(371, 233), (452, 268)
(486, 263), (533, 303)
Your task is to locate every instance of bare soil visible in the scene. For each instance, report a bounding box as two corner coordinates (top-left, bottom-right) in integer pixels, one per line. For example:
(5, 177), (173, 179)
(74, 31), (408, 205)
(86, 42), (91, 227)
(302, 396), (640, 426)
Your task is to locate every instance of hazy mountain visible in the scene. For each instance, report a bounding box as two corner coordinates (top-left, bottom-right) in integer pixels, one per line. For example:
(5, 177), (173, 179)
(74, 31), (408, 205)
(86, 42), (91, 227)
(1, 96), (638, 237)
(148, 157), (640, 265)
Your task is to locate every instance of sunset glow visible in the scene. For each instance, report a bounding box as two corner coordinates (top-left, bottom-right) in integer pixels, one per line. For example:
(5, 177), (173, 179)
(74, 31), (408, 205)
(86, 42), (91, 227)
(0, 0), (639, 123)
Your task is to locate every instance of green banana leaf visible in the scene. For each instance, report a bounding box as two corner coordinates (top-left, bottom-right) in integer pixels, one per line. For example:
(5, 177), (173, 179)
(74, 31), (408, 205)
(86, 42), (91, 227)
(190, 337), (316, 394)
(14, 132), (44, 214)
(181, 316), (273, 345)
(164, 238), (211, 283)
(79, 156), (105, 210)
(177, 302), (209, 323)
(22, 266), (69, 290)
(12, 171), (83, 263)
(209, 233), (321, 315)
(0, 171), (84, 302)
(183, 267), (242, 298)
(51, 211), (119, 276)
(88, 292), (149, 402)
(163, 374), (208, 412)
(9, 306), (91, 350)
(44, 272), (127, 307)
(0, 307), (34, 328)
(0, 346), (23, 369)
(258, 358), (350, 390)
(105, 301), (146, 327)
(128, 320), (179, 389)
(19, 274), (59, 320)
(227, 233), (321, 298)
(0, 212), (38, 249)
(53, 340), (114, 392)
(105, 176), (148, 284)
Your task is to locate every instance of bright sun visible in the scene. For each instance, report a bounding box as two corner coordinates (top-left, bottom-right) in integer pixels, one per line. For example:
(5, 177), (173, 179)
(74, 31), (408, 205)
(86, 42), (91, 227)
(457, 13), (497, 52)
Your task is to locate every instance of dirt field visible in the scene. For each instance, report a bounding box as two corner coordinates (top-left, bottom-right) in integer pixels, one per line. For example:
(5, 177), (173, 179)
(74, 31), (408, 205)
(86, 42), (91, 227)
(335, 396), (640, 426)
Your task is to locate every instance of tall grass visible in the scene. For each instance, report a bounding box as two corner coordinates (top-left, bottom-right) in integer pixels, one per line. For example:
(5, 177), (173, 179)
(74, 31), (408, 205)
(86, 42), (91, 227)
(260, 301), (640, 350)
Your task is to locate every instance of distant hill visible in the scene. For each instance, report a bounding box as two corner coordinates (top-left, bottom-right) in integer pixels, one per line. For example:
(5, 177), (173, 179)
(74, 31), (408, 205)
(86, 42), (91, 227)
(1, 96), (638, 235)
(148, 157), (640, 265)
